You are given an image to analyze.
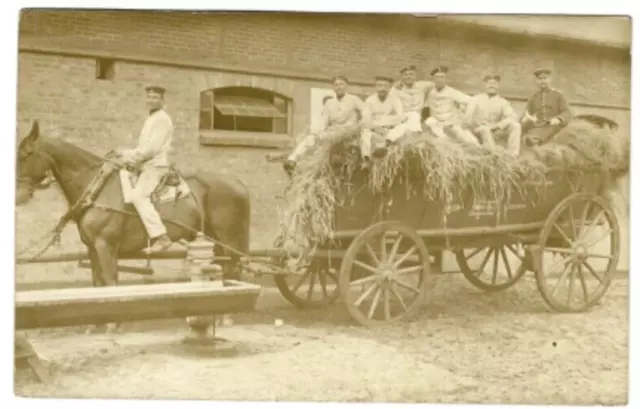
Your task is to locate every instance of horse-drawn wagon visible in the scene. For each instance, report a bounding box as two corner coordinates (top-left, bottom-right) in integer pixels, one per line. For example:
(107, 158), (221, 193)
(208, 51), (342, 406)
(272, 115), (626, 327)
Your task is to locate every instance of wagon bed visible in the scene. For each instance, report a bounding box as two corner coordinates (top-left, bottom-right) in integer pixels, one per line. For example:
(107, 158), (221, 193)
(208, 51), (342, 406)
(275, 157), (621, 327)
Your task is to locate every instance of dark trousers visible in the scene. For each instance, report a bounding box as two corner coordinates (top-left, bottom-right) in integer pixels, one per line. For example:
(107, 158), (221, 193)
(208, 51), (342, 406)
(522, 122), (564, 146)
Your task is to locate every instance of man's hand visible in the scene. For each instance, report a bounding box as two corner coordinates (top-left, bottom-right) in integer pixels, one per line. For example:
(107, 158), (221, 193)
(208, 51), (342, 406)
(521, 111), (537, 124)
(549, 117), (562, 126)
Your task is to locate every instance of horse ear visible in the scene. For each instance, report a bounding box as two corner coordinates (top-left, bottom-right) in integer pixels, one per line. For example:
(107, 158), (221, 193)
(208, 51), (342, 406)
(28, 120), (40, 141)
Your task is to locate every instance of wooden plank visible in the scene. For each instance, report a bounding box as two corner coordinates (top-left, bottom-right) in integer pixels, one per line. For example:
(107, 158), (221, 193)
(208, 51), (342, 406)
(16, 280), (261, 330)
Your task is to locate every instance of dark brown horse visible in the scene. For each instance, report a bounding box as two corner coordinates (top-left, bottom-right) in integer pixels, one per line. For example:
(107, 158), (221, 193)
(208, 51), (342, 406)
(16, 121), (251, 318)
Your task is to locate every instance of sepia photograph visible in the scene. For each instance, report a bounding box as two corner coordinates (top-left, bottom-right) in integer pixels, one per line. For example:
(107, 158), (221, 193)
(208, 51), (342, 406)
(12, 7), (631, 405)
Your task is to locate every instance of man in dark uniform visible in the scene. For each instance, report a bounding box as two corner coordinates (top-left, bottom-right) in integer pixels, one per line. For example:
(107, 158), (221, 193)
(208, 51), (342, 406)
(521, 68), (573, 146)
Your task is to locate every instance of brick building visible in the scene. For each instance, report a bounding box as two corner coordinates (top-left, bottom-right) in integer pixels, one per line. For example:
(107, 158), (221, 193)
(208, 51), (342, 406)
(16, 10), (631, 267)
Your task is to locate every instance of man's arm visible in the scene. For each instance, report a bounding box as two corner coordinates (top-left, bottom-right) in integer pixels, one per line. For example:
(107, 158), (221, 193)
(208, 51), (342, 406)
(359, 97), (373, 128)
(520, 95), (536, 123)
(463, 95), (479, 127)
(552, 91), (573, 124)
(373, 97), (405, 127)
(124, 116), (172, 163)
(498, 99), (518, 127)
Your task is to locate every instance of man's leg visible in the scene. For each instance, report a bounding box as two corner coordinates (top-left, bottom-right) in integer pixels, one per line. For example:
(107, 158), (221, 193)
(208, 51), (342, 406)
(287, 133), (319, 163)
(405, 111), (423, 133)
(504, 121), (522, 155)
(449, 124), (480, 146)
(130, 168), (171, 252)
(474, 125), (495, 147)
(385, 122), (409, 144)
(424, 117), (448, 139)
(360, 128), (373, 159)
(523, 125), (560, 147)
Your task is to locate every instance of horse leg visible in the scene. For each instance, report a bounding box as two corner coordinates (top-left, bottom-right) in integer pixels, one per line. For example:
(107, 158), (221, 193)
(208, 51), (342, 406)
(94, 238), (121, 334)
(85, 247), (108, 334)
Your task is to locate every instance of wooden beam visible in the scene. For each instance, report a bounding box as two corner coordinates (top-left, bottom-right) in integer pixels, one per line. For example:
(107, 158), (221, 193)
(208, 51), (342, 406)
(15, 280), (261, 330)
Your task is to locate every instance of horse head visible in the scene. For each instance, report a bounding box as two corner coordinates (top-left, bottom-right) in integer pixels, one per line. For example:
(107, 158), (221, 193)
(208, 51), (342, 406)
(16, 120), (54, 205)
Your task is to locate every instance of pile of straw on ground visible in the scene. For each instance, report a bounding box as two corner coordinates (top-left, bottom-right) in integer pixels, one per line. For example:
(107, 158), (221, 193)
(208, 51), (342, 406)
(276, 118), (629, 261)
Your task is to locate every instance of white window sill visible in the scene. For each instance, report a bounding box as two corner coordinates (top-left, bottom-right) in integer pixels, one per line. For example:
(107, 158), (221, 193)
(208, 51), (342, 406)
(199, 130), (293, 149)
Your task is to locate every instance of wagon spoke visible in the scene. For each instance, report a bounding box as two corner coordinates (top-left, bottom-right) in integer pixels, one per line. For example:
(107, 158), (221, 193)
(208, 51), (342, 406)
(583, 229), (613, 249)
(396, 264), (423, 276)
(354, 283), (378, 307)
(578, 201), (592, 236)
(390, 284), (409, 312)
(476, 247), (494, 274)
(500, 247), (513, 279)
(388, 235), (403, 264)
(567, 205), (577, 240)
(547, 254), (573, 275)
(505, 244), (524, 261)
(553, 223), (573, 245)
(364, 242), (380, 265)
(491, 249), (499, 284)
(581, 209), (606, 239)
(543, 247), (575, 254)
(367, 287), (382, 319)
(585, 253), (613, 260)
(354, 259), (379, 275)
(318, 269), (328, 299)
(383, 288), (391, 320)
(582, 260), (605, 284)
(464, 247), (485, 261)
(350, 274), (377, 287)
(551, 264), (572, 299)
(306, 269), (317, 300)
(566, 265), (576, 307)
(291, 270), (312, 294)
(394, 278), (420, 294)
(393, 245), (417, 268)
(380, 234), (388, 263)
(577, 264), (589, 303)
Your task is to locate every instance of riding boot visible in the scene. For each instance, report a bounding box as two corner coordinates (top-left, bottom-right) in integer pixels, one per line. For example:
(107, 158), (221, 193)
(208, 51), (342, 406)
(143, 234), (173, 254)
(282, 159), (296, 176)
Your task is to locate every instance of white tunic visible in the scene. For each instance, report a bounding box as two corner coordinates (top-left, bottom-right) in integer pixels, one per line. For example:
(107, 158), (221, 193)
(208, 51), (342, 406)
(425, 85), (471, 124)
(363, 93), (405, 127)
(126, 109), (174, 169)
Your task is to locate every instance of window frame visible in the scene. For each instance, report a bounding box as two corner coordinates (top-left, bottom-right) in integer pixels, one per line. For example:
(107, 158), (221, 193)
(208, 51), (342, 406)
(198, 86), (293, 149)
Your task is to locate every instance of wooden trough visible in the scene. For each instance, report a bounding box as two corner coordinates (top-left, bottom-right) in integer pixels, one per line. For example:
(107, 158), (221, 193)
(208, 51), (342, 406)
(15, 280), (261, 330)
(15, 280), (261, 382)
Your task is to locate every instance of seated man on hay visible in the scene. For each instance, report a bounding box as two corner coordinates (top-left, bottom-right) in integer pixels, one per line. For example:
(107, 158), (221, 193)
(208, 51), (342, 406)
(360, 75), (406, 165)
(390, 64), (434, 140)
(520, 68), (573, 146)
(465, 74), (522, 155)
(283, 76), (366, 175)
(423, 66), (480, 146)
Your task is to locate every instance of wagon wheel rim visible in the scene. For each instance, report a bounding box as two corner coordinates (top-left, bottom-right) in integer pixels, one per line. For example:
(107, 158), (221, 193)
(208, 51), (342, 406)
(339, 221), (430, 327)
(274, 259), (340, 309)
(455, 244), (528, 292)
(535, 193), (620, 313)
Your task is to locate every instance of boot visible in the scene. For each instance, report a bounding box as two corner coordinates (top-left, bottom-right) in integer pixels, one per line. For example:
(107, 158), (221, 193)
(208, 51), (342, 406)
(282, 159), (296, 176)
(143, 234), (173, 254)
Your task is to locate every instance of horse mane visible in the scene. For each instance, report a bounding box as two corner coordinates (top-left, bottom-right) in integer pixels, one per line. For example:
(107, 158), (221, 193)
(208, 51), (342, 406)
(40, 137), (104, 169)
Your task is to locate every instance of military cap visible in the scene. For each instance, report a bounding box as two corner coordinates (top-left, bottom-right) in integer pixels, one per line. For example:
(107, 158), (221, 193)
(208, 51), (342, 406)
(534, 68), (552, 77)
(430, 66), (449, 76)
(331, 75), (349, 84)
(400, 65), (417, 74)
(374, 75), (394, 83)
(483, 74), (501, 82)
(145, 85), (166, 95)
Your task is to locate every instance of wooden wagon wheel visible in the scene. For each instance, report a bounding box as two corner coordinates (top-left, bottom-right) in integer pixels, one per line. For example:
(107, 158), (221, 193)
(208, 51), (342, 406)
(273, 256), (340, 309)
(339, 221), (430, 327)
(535, 193), (620, 313)
(454, 243), (528, 292)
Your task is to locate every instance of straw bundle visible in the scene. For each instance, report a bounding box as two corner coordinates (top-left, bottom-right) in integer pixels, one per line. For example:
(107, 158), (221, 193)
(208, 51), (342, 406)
(277, 118), (629, 262)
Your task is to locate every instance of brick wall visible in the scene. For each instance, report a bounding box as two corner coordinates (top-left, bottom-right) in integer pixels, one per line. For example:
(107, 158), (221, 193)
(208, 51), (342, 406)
(16, 11), (631, 263)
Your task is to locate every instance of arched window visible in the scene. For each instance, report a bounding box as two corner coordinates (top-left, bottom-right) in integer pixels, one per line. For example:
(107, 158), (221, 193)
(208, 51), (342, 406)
(199, 87), (290, 135)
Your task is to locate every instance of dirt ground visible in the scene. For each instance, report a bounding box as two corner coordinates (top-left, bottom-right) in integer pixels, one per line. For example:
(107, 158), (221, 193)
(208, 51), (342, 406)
(15, 274), (628, 405)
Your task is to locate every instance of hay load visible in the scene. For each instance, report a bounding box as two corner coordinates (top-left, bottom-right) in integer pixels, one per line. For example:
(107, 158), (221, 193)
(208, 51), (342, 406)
(277, 117), (629, 261)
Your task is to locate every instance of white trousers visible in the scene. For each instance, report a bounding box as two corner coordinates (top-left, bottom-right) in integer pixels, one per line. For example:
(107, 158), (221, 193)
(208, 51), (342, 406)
(130, 166), (169, 239)
(473, 121), (522, 155)
(424, 116), (479, 146)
